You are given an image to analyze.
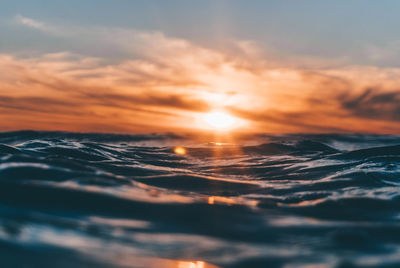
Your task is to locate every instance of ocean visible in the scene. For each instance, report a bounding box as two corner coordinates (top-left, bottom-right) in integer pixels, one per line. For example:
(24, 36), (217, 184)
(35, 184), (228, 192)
(0, 131), (400, 268)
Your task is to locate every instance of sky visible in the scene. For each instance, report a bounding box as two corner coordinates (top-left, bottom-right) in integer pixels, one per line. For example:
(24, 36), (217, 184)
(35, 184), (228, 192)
(1, 0), (400, 134)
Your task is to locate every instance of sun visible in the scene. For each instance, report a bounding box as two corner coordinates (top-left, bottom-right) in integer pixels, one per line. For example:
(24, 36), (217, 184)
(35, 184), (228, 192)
(202, 111), (238, 131)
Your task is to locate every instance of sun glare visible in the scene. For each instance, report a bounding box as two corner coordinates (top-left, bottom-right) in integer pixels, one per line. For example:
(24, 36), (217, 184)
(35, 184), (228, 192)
(174, 146), (187, 155)
(202, 111), (238, 131)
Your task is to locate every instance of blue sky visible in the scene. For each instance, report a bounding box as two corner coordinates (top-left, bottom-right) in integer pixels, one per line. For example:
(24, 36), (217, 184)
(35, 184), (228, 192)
(2, 0), (400, 66)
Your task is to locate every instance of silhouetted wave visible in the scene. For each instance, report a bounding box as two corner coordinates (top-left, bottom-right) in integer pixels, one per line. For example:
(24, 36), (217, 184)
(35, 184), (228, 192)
(0, 131), (400, 267)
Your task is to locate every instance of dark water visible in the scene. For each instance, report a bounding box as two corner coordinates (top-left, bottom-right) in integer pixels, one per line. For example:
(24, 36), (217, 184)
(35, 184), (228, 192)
(1, 131), (400, 268)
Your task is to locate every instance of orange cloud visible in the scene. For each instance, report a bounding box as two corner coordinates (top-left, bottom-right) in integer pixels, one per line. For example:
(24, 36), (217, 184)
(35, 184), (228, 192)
(1, 31), (400, 134)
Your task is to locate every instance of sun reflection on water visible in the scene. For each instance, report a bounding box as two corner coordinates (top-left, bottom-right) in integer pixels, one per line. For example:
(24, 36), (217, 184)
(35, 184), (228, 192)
(207, 196), (258, 207)
(174, 146), (187, 155)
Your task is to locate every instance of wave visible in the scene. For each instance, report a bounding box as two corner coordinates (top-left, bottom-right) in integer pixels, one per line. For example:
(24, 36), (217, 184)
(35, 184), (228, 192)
(0, 131), (400, 267)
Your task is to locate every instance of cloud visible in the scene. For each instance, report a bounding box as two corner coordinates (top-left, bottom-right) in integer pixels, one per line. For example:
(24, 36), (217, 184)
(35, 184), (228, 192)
(363, 41), (400, 66)
(0, 50), (215, 133)
(341, 88), (400, 121)
(15, 14), (48, 31)
(1, 20), (400, 134)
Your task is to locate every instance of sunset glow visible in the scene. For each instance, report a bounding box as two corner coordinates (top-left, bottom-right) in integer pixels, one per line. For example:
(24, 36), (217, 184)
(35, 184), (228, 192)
(202, 111), (238, 131)
(1, 2), (400, 135)
(178, 261), (205, 268)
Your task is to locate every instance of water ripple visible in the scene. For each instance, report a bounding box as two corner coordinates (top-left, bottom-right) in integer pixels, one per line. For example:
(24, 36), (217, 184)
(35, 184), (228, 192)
(0, 131), (400, 267)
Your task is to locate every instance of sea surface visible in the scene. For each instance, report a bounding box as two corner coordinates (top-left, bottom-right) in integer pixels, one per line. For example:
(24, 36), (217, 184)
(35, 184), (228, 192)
(0, 131), (400, 268)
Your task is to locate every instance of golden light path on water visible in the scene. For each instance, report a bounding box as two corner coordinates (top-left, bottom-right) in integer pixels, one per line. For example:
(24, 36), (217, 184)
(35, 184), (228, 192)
(170, 109), (256, 268)
(172, 110), (258, 209)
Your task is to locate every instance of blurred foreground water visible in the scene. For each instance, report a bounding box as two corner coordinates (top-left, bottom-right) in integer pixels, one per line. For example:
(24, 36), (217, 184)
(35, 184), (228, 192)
(1, 131), (400, 268)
